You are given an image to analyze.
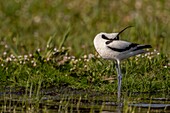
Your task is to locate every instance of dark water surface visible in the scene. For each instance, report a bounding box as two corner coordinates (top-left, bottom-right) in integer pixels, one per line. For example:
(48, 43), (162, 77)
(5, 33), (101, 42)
(0, 87), (170, 113)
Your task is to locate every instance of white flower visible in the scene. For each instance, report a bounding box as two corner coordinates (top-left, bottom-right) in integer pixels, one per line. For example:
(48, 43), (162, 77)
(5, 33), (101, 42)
(29, 54), (33, 57)
(54, 48), (57, 51)
(164, 66), (167, 68)
(83, 55), (87, 59)
(33, 63), (37, 67)
(5, 44), (8, 48)
(3, 52), (7, 56)
(88, 54), (94, 59)
(37, 48), (41, 52)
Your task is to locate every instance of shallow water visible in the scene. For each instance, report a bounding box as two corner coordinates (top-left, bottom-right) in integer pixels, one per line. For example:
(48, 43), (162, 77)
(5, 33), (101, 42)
(0, 87), (170, 113)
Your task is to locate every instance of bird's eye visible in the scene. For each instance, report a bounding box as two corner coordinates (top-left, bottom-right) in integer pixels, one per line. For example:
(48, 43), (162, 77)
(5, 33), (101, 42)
(101, 34), (109, 40)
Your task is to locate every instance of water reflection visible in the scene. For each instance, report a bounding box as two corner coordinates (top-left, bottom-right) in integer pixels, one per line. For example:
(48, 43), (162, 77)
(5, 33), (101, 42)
(0, 87), (170, 113)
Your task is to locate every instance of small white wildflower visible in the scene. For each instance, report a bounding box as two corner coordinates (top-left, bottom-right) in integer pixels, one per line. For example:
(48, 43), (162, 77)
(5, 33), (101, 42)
(24, 55), (28, 58)
(135, 57), (138, 61)
(3, 52), (7, 56)
(65, 52), (68, 56)
(47, 44), (49, 48)
(147, 52), (151, 56)
(157, 52), (160, 55)
(97, 55), (101, 58)
(33, 16), (41, 23)
(67, 56), (71, 60)
(137, 54), (141, 57)
(74, 59), (78, 64)
(56, 49), (60, 52)
(168, 63), (170, 66)
(29, 54), (33, 57)
(150, 52), (154, 55)
(10, 54), (15, 59)
(18, 55), (22, 58)
(33, 63), (37, 67)
(6, 57), (12, 62)
(5, 44), (8, 48)
(54, 48), (57, 51)
(20, 61), (22, 64)
(37, 48), (41, 52)
(83, 55), (87, 59)
(62, 47), (65, 50)
(164, 66), (167, 68)
(86, 59), (90, 62)
(1, 64), (4, 67)
(148, 56), (152, 60)
(88, 54), (94, 59)
(71, 56), (75, 59)
(64, 56), (68, 60)
(31, 60), (34, 63)
(71, 59), (75, 62)
(24, 55), (28, 60)
(46, 57), (50, 61)
(146, 48), (150, 51)
(9, 58), (12, 61)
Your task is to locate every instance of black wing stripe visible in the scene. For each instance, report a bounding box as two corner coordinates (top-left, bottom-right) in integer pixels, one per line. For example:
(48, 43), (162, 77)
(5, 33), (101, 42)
(132, 45), (152, 51)
(107, 43), (151, 52)
(107, 43), (139, 52)
(107, 46), (126, 52)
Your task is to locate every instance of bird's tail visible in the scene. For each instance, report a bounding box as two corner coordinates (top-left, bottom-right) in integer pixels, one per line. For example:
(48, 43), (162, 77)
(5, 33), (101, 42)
(117, 44), (152, 60)
(133, 44), (152, 51)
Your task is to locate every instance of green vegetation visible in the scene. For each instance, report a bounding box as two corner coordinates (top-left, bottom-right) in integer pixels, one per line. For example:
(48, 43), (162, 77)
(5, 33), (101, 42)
(0, 0), (169, 93)
(0, 0), (170, 112)
(0, 44), (169, 93)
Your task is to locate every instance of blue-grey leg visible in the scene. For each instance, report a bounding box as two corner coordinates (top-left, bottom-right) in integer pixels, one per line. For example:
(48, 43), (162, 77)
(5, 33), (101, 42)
(115, 61), (119, 75)
(115, 60), (122, 103)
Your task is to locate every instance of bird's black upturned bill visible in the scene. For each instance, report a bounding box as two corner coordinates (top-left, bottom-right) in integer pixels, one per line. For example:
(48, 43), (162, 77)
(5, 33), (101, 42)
(115, 26), (133, 40)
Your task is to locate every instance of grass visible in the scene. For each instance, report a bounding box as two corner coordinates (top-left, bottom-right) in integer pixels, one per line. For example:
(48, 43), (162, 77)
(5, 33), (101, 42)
(0, 0), (170, 55)
(0, 44), (169, 93)
(0, 0), (170, 112)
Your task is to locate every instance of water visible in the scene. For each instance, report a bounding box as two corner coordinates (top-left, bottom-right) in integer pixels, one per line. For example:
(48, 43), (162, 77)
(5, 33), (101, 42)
(0, 87), (170, 113)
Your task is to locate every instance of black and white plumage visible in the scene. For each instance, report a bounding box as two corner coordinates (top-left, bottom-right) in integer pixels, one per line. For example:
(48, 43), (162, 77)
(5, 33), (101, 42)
(93, 26), (152, 102)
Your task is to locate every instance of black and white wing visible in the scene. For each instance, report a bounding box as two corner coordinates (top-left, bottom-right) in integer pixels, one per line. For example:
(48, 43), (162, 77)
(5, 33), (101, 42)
(106, 40), (152, 53)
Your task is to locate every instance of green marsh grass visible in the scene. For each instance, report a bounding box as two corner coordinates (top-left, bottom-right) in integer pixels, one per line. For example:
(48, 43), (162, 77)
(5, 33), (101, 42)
(0, 0), (170, 55)
(0, 0), (170, 112)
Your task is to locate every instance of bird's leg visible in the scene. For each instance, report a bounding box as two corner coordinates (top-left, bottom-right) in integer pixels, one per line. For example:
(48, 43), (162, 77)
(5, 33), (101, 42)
(115, 60), (122, 103)
(115, 61), (119, 75)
